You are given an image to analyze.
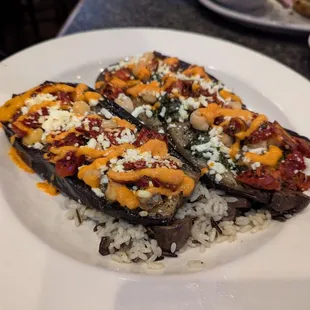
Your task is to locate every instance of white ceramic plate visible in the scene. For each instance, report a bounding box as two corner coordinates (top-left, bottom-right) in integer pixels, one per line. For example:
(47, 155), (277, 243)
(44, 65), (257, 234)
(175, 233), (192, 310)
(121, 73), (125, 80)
(1, 28), (310, 310)
(199, 0), (310, 34)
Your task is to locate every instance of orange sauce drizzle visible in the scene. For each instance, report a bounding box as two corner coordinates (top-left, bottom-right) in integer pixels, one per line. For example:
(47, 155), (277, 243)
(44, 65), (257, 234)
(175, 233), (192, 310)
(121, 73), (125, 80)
(36, 181), (59, 196)
(8, 147), (34, 173)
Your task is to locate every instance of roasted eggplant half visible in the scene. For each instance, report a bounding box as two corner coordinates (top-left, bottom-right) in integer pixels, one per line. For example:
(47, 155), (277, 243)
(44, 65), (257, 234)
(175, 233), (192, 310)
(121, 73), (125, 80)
(0, 81), (200, 226)
(95, 51), (310, 217)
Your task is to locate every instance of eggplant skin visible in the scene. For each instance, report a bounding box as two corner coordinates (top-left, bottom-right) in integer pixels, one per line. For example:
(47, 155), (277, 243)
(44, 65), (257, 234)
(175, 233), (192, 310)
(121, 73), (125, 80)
(3, 123), (178, 226)
(96, 54), (310, 217)
(0, 82), (199, 226)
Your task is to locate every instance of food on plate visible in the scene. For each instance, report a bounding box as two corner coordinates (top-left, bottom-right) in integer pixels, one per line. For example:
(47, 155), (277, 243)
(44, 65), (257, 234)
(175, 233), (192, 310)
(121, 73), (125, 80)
(95, 51), (310, 220)
(276, 0), (294, 8)
(0, 81), (200, 226)
(65, 183), (272, 264)
(277, 0), (310, 18)
(0, 81), (274, 265)
(293, 0), (310, 17)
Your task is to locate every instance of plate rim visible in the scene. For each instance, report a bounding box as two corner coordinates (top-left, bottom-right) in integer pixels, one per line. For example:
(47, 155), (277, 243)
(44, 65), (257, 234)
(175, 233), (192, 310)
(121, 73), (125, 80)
(1, 27), (310, 309)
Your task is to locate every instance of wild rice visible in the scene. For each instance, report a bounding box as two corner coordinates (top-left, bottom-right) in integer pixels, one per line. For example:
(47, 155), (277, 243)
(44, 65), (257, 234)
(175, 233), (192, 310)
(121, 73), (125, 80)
(64, 182), (272, 265)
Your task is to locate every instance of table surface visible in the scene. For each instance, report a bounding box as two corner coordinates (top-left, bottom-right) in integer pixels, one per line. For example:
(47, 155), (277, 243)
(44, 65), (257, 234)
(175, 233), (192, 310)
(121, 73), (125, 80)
(58, 0), (310, 80)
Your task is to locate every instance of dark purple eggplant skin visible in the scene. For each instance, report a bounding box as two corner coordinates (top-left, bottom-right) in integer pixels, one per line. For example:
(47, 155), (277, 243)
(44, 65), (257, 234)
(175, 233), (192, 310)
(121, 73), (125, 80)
(1, 81), (200, 226)
(149, 217), (192, 252)
(96, 53), (310, 218)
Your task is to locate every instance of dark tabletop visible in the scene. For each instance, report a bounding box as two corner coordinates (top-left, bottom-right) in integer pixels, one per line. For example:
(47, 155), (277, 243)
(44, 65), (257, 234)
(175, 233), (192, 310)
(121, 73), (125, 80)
(59, 0), (310, 80)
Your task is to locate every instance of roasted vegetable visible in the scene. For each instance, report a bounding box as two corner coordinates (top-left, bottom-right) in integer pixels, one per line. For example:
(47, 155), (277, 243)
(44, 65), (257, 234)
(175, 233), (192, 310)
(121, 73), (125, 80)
(149, 217), (192, 252)
(96, 52), (310, 217)
(0, 81), (200, 226)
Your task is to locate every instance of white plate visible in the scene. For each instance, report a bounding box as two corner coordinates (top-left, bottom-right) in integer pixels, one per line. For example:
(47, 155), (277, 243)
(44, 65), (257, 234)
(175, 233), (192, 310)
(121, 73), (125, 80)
(1, 28), (310, 309)
(199, 0), (310, 34)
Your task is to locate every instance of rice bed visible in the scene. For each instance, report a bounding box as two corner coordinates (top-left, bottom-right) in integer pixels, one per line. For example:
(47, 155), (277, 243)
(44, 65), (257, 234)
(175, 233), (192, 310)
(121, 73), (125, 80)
(64, 182), (271, 266)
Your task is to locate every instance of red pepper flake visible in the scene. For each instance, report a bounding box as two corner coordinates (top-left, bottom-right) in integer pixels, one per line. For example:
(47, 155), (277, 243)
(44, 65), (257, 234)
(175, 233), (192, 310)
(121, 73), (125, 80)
(294, 136), (310, 158)
(224, 118), (248, 136)
(55, 151), (85, 177)
(12, 124), (27, 137)
(103, 84), (123, 100)
(134, 128), (168, 147)
(247, 123), (274, 144)
(237, 166), (281, 191)
(53, 133), (84, 147)
(22, 112), (41, 129)
(114, 68), (131, 81)
(53, 91), (73, 105)
(279, 150), (310, 191)
(123, 160), (149, 170)
(135, 176), (161, 188)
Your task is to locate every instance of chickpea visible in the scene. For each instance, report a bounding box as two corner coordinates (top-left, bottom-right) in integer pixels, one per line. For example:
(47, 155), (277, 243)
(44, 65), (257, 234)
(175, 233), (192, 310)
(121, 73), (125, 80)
(132, 61), (145, 78)
(115, 95), (134, 113)
(190, 110), (209, 131)
(102, 119), (118, 128)
(220, 133), (234, 147)
(166, 155), (183, 167)
(106, 182), (117, 201)
(226, 101), (242, 110)
(141, 52), (154, 63)
(142, 91), (157, 104)
(22, 128), (43, 145)
(248, 140), (268, 149)
(72, 101), (91, 115)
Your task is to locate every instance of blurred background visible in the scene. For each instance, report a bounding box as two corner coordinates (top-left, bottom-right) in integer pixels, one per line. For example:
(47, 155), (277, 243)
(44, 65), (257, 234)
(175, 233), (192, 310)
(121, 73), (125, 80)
(0, 0), (309, 80)
(0, 0), (78, 59)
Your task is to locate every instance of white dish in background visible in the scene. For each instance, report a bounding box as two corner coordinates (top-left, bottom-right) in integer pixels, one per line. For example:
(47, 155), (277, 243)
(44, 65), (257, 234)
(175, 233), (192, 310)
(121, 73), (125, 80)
(1, 28), (310, 309)
(213, 0), (266, 12)
(199, 0), (310, 34)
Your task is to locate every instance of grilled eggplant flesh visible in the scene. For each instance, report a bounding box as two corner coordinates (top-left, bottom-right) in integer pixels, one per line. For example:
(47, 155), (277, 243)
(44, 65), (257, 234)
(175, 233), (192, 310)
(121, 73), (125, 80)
(0, 81), (200, 226)
(95, 52), (310, 216)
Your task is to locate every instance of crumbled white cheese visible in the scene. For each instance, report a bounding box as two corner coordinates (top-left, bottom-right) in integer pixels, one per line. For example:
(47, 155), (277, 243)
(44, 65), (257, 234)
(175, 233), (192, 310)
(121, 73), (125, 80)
(247, 147), (266, 155)
(87, 138), (97, 149)
(100, 175), (109, 184)
(21, 106), (29, 115)
(209, 161), (226, 174)
(89, 99), (100, 107)
(198, 95), (208, 107)
(41, 108), (83, 140)
(167, 123), (176, 129)
(132, 105), (153, 118)
(92, 188), (105, 197)
(158, 129), (165, 134)
(100, 108), (112, 119)
(145, 109), (153, 118)
(251, 162), (261, 170)
(32, 142), (44, 150)
(157, 63), (170, 75)
(178, 105), (189, 121)
(159, 107), (166, 118)
(179, 97), (200, 112)
(25, 93), (57, 107)
(215, 173), (223, 183)
(304, 157), (310, 175)
(115, 128), (136, 144)
(242, 145), (249, 152)
(243, 157), (251, 163)
(97, 134), (111, 149)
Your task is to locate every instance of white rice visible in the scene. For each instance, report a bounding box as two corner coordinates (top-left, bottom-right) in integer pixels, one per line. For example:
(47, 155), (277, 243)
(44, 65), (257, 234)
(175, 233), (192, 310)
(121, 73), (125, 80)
(63, 182), (271, 267)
